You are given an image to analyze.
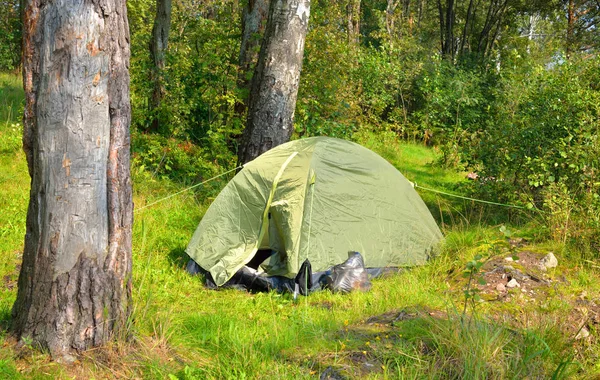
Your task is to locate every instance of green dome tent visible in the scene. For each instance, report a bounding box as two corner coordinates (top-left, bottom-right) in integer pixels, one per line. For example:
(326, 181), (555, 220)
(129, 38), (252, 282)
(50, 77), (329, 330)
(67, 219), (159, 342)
(186, 137), (443, 287)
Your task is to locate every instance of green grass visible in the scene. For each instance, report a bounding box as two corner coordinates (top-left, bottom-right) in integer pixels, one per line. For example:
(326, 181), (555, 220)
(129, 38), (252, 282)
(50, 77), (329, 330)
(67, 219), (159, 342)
(0, 73), (26, 332)
(1, 73), (600, 378)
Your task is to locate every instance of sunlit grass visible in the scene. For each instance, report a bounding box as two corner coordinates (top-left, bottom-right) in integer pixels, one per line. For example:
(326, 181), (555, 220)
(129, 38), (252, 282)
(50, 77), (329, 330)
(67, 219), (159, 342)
(1, 73), (599, 378)
(0, 73), (25, 330)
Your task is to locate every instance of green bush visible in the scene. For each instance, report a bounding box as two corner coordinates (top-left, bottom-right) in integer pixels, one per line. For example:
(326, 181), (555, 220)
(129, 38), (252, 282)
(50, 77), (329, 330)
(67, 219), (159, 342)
(461, 58), (600, 252)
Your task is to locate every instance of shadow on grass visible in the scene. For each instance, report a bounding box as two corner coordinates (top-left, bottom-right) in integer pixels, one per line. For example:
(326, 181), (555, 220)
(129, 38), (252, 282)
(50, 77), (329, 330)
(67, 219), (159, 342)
(0, 307), (11, 335)
(167, 246), (190, 269)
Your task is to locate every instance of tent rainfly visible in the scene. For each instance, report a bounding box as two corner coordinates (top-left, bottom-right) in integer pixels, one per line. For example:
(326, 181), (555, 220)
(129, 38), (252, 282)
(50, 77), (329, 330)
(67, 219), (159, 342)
(186, 137), (443, 288)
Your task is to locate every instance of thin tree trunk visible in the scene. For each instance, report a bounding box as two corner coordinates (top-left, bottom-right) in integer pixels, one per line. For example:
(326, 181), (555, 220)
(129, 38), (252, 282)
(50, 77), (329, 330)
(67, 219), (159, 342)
(438, 0), (454, 60)
(347, 0), (361, 45)
(386, 0), (399, 37)
(566, 0), (575, 59)
(417, 0), (424, 28)
(476, 0), (507, 58)
(445, 0), (455, 59)
(237, 0), (270, 115)
(149, 0), (172, 131)
(459, 0), (475, 56)
(237, 0), (311, 164)
(13, 0), (132, 361)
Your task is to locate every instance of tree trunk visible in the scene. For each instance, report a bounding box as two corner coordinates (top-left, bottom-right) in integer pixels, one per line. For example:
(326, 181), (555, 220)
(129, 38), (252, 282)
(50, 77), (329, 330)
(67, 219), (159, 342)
(566, 0), (575, 59)
(237, 0), (311, 164)
(237, 0), (270, 115)
(459, 0), (475, 56)
(347, 0), (361, 45)
(13, 0), (133, 361)
(438, 0), (455, 60)
(476, 0), (508, 57)
(386, 0), (399, 37)
(149, 0), (172, 131)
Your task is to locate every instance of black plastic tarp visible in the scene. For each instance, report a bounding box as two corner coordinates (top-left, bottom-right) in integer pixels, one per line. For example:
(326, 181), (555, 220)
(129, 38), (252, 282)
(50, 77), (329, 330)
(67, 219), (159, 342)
(186, 251), (400, 296)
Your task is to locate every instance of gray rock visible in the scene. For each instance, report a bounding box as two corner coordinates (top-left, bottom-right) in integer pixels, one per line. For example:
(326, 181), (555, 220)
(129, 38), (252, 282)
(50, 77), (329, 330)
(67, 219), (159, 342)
(576, 327), (590, 340)
(320, 366), (347, 380)
(539, 252), (558, 271)
(506, 278), (520, 288)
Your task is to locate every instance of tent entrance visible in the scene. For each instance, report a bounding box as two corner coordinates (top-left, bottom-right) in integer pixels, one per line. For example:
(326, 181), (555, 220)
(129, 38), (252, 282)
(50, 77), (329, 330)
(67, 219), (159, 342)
(246, 249), (275, 270)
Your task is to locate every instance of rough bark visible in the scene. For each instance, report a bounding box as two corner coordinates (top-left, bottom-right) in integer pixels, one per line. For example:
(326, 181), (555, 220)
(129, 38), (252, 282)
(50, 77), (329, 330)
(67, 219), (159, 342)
(237, 0), (311, 164)
(13, 0), (132, 360)
(149, 0), (172, 131)
(238, 0), (270, 110)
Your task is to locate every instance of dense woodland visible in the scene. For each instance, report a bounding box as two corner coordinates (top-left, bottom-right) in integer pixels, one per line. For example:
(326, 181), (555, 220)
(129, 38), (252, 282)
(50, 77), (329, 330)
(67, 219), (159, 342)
(1, 1), (598, 248)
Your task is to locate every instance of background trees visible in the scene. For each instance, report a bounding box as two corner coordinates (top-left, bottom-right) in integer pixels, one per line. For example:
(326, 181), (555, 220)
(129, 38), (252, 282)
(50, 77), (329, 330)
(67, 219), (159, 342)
(0, 0), (596, 259)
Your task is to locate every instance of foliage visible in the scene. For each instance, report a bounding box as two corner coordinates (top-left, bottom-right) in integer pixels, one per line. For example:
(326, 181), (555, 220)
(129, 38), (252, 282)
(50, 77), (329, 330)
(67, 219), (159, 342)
(295, 0), (362, 138)
(457, 57), (600, 251)
(128, 0), (241, 179)
(0, 0), (21, 71)
(411, 60), (497, 166)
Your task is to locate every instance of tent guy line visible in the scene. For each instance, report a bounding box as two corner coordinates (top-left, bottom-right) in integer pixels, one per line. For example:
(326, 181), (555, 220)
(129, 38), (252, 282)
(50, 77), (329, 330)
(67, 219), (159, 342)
(133, 161), (525, 214)
(411, 182), (526, 210)
(134, 165), (243, 213)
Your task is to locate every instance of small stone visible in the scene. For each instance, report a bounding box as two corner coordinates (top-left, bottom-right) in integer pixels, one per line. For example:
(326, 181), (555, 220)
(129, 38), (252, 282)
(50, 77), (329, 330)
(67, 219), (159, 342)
(506, 278), (520, 288)
(539, 252), (558, 271)
(504, 257), (514, 262)
(575, 327), (590, 340)
(55, 354), (78, 365)
(320, 366), (346, 380)
(509, 238), (524, 247)
(496, 283), (506, 292)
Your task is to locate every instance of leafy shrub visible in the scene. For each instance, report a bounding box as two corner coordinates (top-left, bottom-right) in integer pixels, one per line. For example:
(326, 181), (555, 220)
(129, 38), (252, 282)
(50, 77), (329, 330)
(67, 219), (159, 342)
(461, 58), (600, 251)
(412, 60), (496, 167)
(131, 130), (236, 192)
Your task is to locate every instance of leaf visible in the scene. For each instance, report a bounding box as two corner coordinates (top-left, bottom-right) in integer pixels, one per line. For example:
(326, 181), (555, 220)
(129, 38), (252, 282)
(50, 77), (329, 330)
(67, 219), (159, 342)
(477, 277), (487, 286)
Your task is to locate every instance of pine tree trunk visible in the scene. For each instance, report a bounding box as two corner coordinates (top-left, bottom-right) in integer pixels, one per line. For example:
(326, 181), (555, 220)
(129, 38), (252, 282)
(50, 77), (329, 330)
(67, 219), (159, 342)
(237, 0), (270, 114)
(237, 0), (311, 164)
(13, 0), (133, 361)
(149, 0), (172, 131)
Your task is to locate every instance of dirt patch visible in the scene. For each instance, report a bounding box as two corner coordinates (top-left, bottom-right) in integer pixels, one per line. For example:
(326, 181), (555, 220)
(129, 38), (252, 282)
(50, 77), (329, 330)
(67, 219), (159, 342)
(365, 307), (446, 326)
(476, 250), (559, 302)
(3, 274), (16, 290)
